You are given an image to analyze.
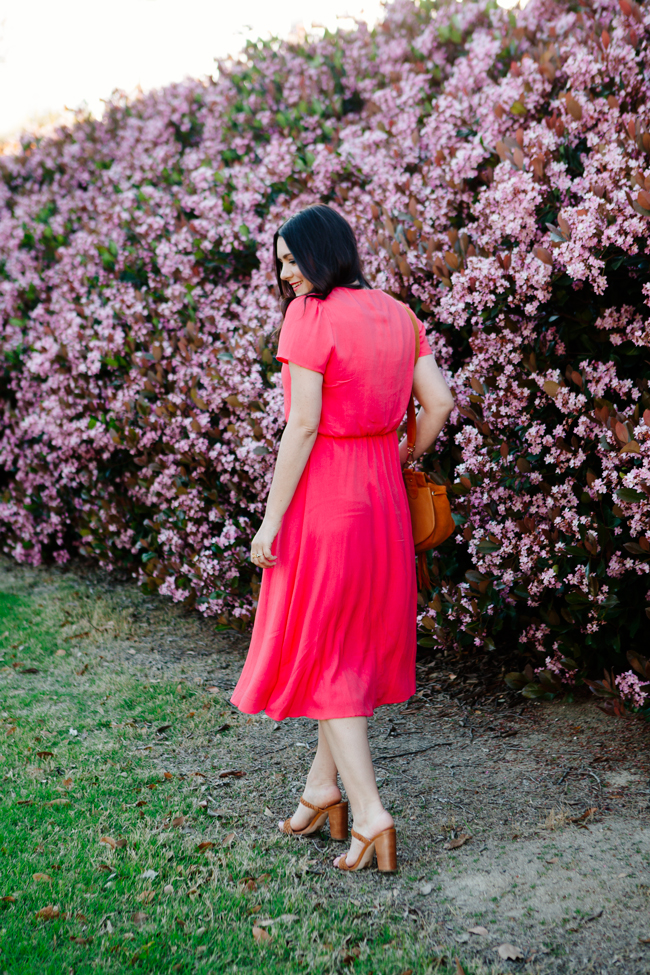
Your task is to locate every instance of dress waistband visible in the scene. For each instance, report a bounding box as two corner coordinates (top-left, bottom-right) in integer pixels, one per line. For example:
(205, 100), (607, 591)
(317, 429), (398, 440)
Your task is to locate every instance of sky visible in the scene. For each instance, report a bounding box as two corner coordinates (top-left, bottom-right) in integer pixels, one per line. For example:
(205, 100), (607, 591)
(0, 0), (386, 142)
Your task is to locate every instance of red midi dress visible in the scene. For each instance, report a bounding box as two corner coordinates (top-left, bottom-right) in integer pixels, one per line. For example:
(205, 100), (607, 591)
(231, 287), (432, 721)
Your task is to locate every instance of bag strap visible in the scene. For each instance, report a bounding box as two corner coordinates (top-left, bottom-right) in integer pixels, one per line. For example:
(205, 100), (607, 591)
(405, 307), (419, 465)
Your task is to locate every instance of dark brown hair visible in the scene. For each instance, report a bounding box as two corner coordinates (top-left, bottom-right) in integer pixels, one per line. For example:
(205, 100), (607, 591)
(274, 204), (370, 317)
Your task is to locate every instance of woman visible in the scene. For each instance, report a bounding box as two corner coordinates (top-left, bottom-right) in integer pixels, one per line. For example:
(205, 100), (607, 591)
(231, 205), (454, 871)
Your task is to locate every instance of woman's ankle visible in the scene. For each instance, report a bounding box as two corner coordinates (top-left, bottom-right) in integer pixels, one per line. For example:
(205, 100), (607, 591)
(303, 778), (341, 802)
(351, 803), (393, 834)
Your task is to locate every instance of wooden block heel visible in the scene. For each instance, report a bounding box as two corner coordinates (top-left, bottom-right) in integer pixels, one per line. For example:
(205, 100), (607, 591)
(374, 827), (397, 872)
(327, 801), (349, 841)
(281, 796), (348, 838)
(335, 827), (397, 872)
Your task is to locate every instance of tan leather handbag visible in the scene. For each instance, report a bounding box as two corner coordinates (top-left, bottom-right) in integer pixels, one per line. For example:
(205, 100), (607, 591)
(402, 308), (455, 588)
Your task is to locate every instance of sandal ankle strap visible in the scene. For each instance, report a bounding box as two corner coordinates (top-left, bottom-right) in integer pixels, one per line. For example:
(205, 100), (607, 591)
(299, 797), (323, 813)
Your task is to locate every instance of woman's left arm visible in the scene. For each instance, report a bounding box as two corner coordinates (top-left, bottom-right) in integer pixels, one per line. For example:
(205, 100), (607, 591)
(250, 362), (323, 567)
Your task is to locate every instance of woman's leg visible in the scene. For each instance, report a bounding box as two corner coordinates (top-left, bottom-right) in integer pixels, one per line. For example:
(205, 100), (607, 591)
(319, 717), (393, 866)
(278, 721), (342, 832)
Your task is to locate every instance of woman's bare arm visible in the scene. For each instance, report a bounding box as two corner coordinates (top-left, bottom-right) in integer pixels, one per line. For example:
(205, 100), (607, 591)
(251, 362), (323, 567)
(398, 355), (454, 466)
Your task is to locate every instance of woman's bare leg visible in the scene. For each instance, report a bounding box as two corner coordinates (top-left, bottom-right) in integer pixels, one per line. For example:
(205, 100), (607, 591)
(278, 722), (341, 832)
(319, 717), (393, 866)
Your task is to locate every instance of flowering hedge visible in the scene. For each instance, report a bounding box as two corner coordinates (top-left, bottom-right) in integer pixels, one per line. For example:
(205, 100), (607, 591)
(1, 0), (649, 701)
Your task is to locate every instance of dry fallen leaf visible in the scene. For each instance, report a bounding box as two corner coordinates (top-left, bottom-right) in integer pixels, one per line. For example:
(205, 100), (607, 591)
(218, 769), (245, 779)
(444, 834), (471, 850)
(70, 936), (92, 946)
(156, 724), (172, 735)
(223, 832), (236, 847)
(163, 885), (174, 895)
(497, 944), (524, 960)
(136, 800), (148, 808)
(569, 807), (597, 824)
(256, 914), (298, 927)
(36, 904), (60, 920)
(455, 961), (466, 975)
(136, 890), (155, 904)
(44, 799), (70, 807)
(163, 772), (173, 780)
(468, 926), (488, 936)
(62, 778), (73, 789)
(639, 936), (650, 944)
(33, 873), (53, 883)
(100, 836), (117, 850)
(252, 925), (272, 943)
(130, 911), (150, 926)
(96, 864), (112, 873)
(206, 686), (220, 695)
(2, 896), (16, 903)
(197, 841), (214, 852)
(115, 838), (128, 849)
(171, 816), (186, 828)
(546, 857), (558, 864)
(36, 751), (54, 759)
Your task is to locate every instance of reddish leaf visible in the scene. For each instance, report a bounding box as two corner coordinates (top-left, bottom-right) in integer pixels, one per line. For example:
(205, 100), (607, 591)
(36, 904), (60, 920)
(534, 247), (553, 266)
(444, 834), (471, 850)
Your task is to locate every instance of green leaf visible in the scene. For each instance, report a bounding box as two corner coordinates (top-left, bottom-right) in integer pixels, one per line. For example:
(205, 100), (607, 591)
(505, 672), (529, 690)
(565, 590), (591, 607)
(477, 539), (500, 553)
(616, 488), (646, 503)
(521, 683), (555, 701)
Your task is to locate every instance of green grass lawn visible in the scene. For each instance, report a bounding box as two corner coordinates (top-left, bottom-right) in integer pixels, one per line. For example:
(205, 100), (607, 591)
(0, 571), (470, 975)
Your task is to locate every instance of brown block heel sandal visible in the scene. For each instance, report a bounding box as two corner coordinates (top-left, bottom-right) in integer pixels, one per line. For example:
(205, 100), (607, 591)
(335, 827), (397, 872)
(281, 798), (349, 840)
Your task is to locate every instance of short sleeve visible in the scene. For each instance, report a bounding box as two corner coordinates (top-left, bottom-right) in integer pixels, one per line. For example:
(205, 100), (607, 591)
(416, 315), (433, 358)
(276, 297), (334, 374)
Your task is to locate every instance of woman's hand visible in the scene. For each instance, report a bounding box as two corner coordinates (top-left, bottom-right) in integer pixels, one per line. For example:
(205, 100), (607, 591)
(250, 518), (280, 569)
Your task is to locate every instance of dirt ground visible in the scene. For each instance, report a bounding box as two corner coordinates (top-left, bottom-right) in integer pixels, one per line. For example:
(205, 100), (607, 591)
(3, 560), (650, 973)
